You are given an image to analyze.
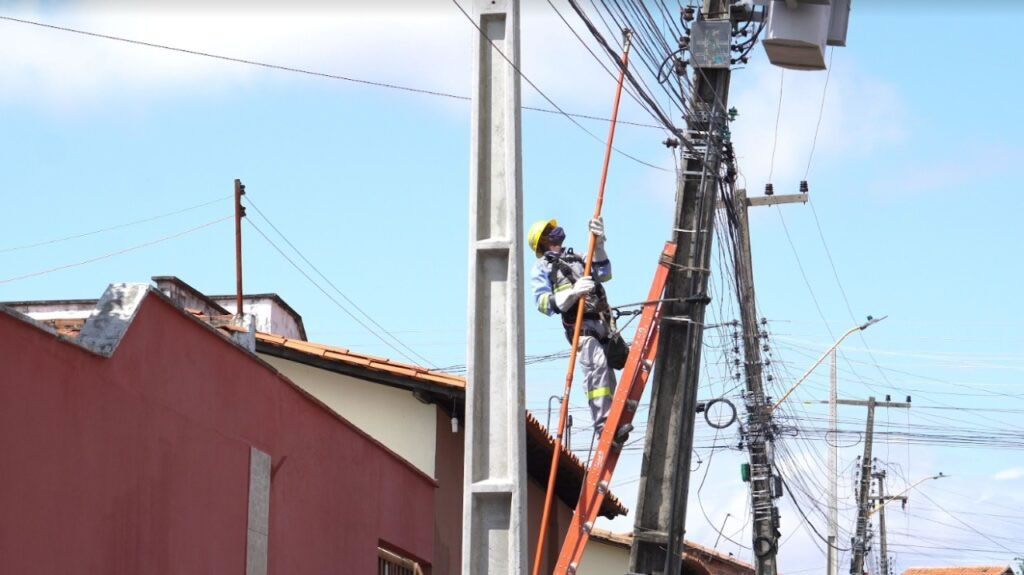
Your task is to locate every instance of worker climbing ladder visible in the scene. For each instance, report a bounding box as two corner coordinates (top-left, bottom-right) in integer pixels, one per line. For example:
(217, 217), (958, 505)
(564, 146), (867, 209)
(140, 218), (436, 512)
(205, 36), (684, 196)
(552, 242), (675, 575)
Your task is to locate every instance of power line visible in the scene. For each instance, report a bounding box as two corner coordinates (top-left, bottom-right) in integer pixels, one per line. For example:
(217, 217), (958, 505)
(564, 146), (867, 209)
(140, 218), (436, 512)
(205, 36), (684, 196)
(768, 70), (784, 183)
(0, 13), (665, 133)
(242, 198), (437, 369)
(0, 195), (231, 254)
(804, 47), (834, 180)
(0, 215), (231, 285)
(448, 0), (670, 172)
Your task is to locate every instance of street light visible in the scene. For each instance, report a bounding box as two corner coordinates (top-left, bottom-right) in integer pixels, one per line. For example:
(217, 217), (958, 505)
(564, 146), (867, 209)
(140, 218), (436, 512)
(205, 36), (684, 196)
(869, 472), (947, 517)
(771, 315), (886, 413)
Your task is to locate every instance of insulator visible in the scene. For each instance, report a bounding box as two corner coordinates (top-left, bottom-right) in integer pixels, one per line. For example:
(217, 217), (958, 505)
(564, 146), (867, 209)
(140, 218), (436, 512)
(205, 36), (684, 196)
(733, 346), (739, 354)
(766, 374), (773, 382)
(760, 317), (768, 325)
(764, 359), (771, 366)
(765, 182), (774, 196)
(682, 6), (695, 21)
(799, 180), (809, 193)
(734, 372), (742, 380)
(762, 344), (770, 352)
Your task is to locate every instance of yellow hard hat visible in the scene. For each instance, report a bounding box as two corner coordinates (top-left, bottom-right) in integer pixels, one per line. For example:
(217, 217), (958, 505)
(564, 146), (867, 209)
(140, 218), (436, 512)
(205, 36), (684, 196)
(528, 219), (557, 257)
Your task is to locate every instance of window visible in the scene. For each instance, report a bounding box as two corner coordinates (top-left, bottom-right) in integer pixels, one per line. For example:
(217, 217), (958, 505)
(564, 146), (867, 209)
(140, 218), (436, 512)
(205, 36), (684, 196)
(377, 547), (424, 575)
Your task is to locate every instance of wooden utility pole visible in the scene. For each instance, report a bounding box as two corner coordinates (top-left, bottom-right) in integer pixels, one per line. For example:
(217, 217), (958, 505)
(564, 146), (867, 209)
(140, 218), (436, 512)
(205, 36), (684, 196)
(873, 471), (892, 575)
(627, 1), (732, 572)
(234, 178), (245, 315)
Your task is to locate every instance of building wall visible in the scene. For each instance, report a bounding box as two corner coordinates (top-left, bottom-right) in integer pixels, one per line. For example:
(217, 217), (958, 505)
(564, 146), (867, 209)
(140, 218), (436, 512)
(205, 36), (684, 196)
(578, 539), (630, 575)
(527, 471), (577, 575)
(433, 408), (464, 575)
(578, 538), (750, 575)
(260, 354), (438, 477)
(216, 297), (305, 341)
(0, 296), (434, 574)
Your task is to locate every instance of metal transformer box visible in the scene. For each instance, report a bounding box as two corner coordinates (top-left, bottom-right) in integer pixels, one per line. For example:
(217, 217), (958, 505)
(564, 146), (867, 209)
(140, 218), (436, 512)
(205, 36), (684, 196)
(761, 0), (849, 70)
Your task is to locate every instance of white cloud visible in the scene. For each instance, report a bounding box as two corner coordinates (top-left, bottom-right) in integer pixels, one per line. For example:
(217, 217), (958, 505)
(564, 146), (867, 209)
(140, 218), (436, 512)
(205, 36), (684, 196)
(0, 1), (640, 119)
(729, 50), (907, 193)
(993, 466), (1024, 480)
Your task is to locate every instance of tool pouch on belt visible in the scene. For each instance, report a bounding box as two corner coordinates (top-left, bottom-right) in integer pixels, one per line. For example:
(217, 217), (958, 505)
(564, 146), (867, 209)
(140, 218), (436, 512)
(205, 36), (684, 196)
(604, 313), (628, 370)
(605, 332), (629, 370)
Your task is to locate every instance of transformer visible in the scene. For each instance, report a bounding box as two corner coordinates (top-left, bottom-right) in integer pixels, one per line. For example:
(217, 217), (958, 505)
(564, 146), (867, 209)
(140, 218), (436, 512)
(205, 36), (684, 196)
(761, 0), (850, 71)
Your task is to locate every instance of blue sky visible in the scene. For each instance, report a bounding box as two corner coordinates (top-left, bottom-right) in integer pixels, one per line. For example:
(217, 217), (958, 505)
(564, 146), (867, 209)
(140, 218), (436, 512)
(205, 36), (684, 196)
(2, 1), (1023, 571)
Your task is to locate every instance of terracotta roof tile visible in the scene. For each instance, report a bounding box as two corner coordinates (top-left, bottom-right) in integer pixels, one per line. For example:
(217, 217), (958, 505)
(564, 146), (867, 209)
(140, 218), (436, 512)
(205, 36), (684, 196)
(589, 528), (755, 571)
(525, 411), (628, 518)
(902, 567), (1012, 575)
(253, 332), (465, 390)
(323, 350), (373, 367)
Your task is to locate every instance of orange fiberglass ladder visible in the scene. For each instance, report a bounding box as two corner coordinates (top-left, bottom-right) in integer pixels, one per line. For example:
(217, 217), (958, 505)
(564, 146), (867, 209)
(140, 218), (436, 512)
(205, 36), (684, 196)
(552, 241), (675, 575)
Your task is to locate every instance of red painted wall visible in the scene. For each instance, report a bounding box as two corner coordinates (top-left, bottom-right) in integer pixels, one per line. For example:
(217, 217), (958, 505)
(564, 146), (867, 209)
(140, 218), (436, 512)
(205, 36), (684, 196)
(0, 295), (434, 574)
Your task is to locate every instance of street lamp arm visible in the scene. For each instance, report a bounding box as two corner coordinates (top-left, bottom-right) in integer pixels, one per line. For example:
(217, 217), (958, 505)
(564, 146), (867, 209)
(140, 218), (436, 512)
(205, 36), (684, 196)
(771, 316), (886, 413)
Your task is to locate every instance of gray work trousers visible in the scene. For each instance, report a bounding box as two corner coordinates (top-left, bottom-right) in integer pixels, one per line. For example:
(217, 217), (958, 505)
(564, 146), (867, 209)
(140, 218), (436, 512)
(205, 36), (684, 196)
(578, 335), (618, 433)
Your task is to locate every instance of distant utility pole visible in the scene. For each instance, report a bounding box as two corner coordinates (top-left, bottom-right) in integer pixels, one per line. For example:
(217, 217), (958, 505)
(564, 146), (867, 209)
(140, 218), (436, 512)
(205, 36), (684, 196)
(730, 186), (807, 575)
(870, 470), (902, 575)
(462, 1), (527, 574)
(628, 1), (733, 572)
(842, 397), (910, 575)
(828, 351), (838, 575)
(234, 178), (246, 316)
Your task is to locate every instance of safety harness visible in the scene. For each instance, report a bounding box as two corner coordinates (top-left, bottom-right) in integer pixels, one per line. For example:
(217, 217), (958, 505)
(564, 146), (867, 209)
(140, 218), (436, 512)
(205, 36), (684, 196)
(544, 249), (611, 342)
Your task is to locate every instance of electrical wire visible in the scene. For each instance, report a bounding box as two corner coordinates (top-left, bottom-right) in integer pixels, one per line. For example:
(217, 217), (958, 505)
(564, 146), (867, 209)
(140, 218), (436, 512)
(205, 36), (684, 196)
(0, 195), (231, 254)
(0, 13), (663, 131)
(768, 70), (784, 183)
(449, 0), (671, 172)
(803, 47), (834, 180)
(242, 208), (437, 369)
(0, 215), (231, 285)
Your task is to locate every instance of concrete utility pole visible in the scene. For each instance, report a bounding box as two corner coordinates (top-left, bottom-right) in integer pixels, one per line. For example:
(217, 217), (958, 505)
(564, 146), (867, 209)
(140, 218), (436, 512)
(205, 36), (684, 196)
(872, 471), (894, 575)
(628, 1), (732, 573)
(730, 187), (807, 575)
(462, 1), (527, 574)
(843, 397), (910, 575)
(827, 351), (838, 575)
